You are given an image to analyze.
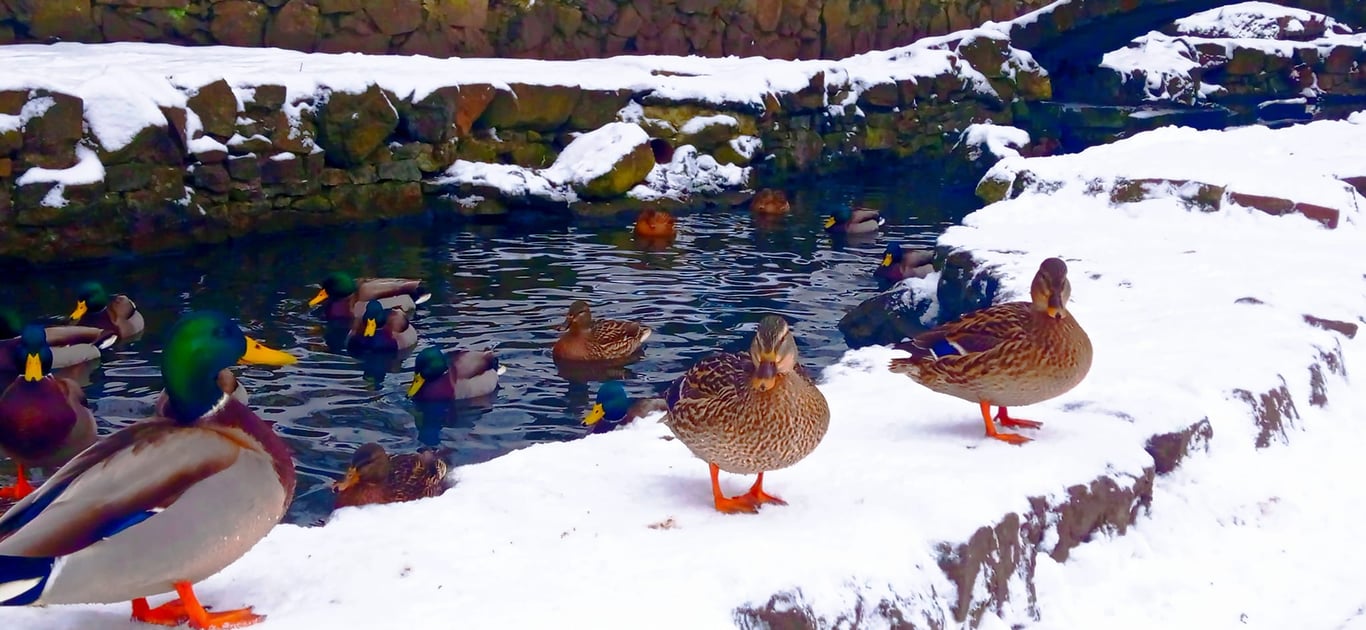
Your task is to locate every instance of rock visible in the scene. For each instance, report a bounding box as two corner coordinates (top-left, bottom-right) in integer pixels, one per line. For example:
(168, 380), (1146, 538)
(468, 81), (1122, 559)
(15, 180), (107, 227)
(22, 92), (85, 170)
(192, 163), (233, 194)
(105, 163), (157, 193)
(317, 84), (399, 167)
(227, 154), (261, 181)
(1232, 379), (1299, 449)
(377, 159), (421, 182)
(454, 84), (496, 135)
(260, 154), (302, 184)
(99, 124), (184, 166)
(209, 1), (269, 46)
(678, 115), (740, 152)
(438, 0), (488, 29)
(318, 0), (361, 14)
(477, 83), (582, 131)
(363, 0), (423, 36)
(937, 249), (999, 323)
(328, 182), (422, 220)
(837, 285), (935, 348)
(568, 89), (635, 131)
(545, 122), (654, 200)
(402, 86), (461, 142)
(265, 0), (320, 51)
(30, 0), (97, 41)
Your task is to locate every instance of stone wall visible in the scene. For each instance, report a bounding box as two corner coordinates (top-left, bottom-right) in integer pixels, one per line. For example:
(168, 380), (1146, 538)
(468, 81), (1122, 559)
(0, 0), (1057, 60)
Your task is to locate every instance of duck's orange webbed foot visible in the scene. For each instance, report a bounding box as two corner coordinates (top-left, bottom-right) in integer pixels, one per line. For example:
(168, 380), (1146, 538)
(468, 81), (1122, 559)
(995, 406), (1043, 429)
(0, 465), (35, 500)
(980, 401), (1032, 445)
(137, 582), (266, 629)
(132, 597), (190, 627)
(709, 463), (759, 514)
(739, 472), (787, 508)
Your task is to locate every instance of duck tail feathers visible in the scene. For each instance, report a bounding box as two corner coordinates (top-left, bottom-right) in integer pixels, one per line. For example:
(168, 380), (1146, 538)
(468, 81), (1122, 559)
(0, 555), (55, 606)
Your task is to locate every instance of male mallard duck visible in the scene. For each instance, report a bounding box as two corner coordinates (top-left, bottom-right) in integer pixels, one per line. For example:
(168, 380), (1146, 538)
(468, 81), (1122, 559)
(823, 206), (884, 234)
(332, 443), (449, 510)
(0, 325), (97, 500)
(888, 257), (1093, 445)
(68, 281), (144, 339)
(347, 300), (418, 353)
(0, 310), (117, 379)
(635, 208), (676, 239)
(664, 315), (830, 514)
(552, 300), (651, 364)
(407, 346), (505, 402)
(0, 311), (298, 628)
(308, 272), (431, 323)
(749, 189), (790, 215)
(582, 380), (667, 434)
(153, 368), (253, 418)
(874, 242), (935, 285)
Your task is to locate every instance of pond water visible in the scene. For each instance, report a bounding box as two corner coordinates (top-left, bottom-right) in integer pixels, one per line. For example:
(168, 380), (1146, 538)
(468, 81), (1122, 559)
(0, 169), (978, 525)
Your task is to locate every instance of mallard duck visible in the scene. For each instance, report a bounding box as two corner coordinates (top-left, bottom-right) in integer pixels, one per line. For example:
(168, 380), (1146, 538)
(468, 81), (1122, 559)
(0, 310), (117, 379)
(308, 272), (431, 323)
(407, 346), (505, 402)
(552, 301), (651, 364)
(0, 325), (97, 500)
(874, 242), (935, 285)
(888, 257), (1093, 445)
(582, 380), (668, 434)
(635, 208), (676, 238)
(0, 311), (297, 628)
(664, 315), (830, 514)
(749, 189), (790, 215)
(332, 443), (450, 509)
(823, 206), (884, 234)
(68, 281), (144, 339)
(347, 300), (418, 353)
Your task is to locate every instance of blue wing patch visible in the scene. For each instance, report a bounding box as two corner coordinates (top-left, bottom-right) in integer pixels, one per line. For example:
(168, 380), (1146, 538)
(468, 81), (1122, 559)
(93, 508), (163, 541)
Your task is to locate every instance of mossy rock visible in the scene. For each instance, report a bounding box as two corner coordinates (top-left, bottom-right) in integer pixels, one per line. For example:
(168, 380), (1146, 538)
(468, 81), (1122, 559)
(22, 92), (85, 170)
(455, 137), (501, 162)
(477, 83), (582, 131)
(316, 84), (399, 167)
(30, 0), (97, 41)
(402, 86), (462, 143)
(99, 124), (185, 166)
(974, 171), (1016, 204)
(641, 104), (758, 140)
(677, 115), (740, 152)
(569, 89), (635, 130)
(572, 134), (655, 200)
(187, 79), (239, 141)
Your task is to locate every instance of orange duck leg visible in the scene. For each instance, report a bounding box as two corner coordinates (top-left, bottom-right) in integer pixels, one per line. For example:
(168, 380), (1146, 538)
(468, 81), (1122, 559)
(132, 581), (264, 629)
(979, 401), (1031, 445)
(0, 463), (34, 500)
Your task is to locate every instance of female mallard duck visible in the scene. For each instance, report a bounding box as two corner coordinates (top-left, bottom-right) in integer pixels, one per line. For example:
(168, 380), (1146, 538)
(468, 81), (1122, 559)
(0, 310), (117, 379)
(749, 189), (790, 215)
(874, 242), (935, 286)
(347, 300), (418, 353)
(664, 315), (830, 514)
(823, 206), (884, 234)
(552, 301), (651, 364)
(0, 325), (97, 500)
(888, 257), (1092, 445)
(308, 272), (431, 323)
(68, 281), (144, 340)
(0, 310), (298, 628)
(635, 208), (676, 239)
(332, 443), (450, 509)
(582, 380), (668, 434)
(407, 346), (505, 402)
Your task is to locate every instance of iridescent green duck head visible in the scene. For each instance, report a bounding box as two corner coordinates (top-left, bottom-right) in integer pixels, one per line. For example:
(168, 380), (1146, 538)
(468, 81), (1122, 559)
(13, 324), (53, 382)
(0, 308), (23, 339)
(407, 347), (449, 397)
(160, 311), (297, 422)
(749, 315), (798, 393)
(582, 380), (630, 428)
(70, 281), (110, 322)
(309, 272), (358, 307)
(1031, 257), (1073, 319)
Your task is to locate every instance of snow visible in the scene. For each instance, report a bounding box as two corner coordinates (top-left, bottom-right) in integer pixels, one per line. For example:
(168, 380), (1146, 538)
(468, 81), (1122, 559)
(1173, 2), (1354, 38)
(959, 122), (1031, 160)
(541, 122), (650, 187)
(633, 145), (751, 201)
(13, 145), (106, 208)
(679, 114), (739, 136)
(0, 96), (54, 134)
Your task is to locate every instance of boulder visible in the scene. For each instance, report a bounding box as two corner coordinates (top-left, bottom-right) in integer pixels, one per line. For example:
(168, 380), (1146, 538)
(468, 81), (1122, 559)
(544, 122), (654, 199)
(30, 0), (97, 41)
(211, 0), (269, 46)
(316, 84), (400, 167)
(22, 92), (85, 170)
(265, 0), (321, 51)
(477, 83), (582, 131)
(363, 0), (423, 36)
(402, 86), (462, 142)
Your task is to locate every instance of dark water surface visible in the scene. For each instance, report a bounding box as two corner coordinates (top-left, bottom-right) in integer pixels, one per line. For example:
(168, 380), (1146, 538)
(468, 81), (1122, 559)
(0, 172), (976, 524)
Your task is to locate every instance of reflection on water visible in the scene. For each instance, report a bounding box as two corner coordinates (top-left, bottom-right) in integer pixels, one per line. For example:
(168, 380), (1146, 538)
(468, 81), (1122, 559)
(0, 171), (978, 524)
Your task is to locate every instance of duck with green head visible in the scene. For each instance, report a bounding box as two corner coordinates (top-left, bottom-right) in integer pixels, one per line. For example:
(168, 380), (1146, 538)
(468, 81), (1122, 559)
(348, 300), (419, 354)
(873, 242), (935, 287)
(308, 272), (431, 323)
(407, 346), (506, 402)
(0, 309), (117, 381)
(68, 281), (144, 340)
(823, 206), (884, 234)
(0, 325), (98, 500)
(0, 311), (297, 628)
(581, 380), (668, 434)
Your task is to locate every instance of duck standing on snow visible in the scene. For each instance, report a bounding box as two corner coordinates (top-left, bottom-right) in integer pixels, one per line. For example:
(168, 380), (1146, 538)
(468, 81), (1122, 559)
(308, 272), (431, 323)
(0, 325), (98, 500)
(347, 299), (418, 353)
(581, 380), (667, 434)
(823, 206), (884, 234)
(407, 346), (506, 402)
(664, 315), (830, 513)
(0, 309), (117, 380)
(874, 242), (935, 286)
(552, 300), (651, 364)
(332, 443), (450, 509)
(0, 311), (297, 628)
(888, 257), (1092, 445)
(68, 281), (145, 340)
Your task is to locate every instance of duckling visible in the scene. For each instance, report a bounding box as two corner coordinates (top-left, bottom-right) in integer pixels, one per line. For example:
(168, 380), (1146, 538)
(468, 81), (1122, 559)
(888, 257), (1093, 445)
(309, 272), (431, 323)
(874, 242), (935, 286)
(407, 346), (506, 402)
(749, 189), (790, 215)
(347, 299), (418, 353)
(635, 208), (677, 239)
(664, 315), (830, 513)
(0, 325), (97, 500)
(552, 300), (650, 364)
(581, 380), (668, 434)
(68, 281), (144, 339)
(823, 206), (884, 234)
(332, 443), (450, 509)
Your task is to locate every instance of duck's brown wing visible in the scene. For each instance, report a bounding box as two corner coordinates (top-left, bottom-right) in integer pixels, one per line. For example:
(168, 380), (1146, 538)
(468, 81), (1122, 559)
(891, 301), (1032, 364)
(591, 319), (650, 356)
(388, 451), (449, 502)
(356, 278), (425, 302)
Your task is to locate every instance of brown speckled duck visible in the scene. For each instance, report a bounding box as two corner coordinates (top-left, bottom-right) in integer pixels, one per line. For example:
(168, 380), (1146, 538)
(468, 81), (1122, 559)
(308, 272), (431, 324)
(664, 315), (830, 514)
(635, 208), (676, 239)
(332, 443), (450, 509)
(0, 325), (98, 500)
(552, 300), (651, 364)
(749, 189), (790, 215)
(888, 257), (1093, 445)
(68, 281), (144, 340)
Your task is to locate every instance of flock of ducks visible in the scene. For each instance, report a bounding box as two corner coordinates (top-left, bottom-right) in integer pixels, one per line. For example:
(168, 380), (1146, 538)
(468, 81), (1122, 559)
(0, 198), (1094, 627)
